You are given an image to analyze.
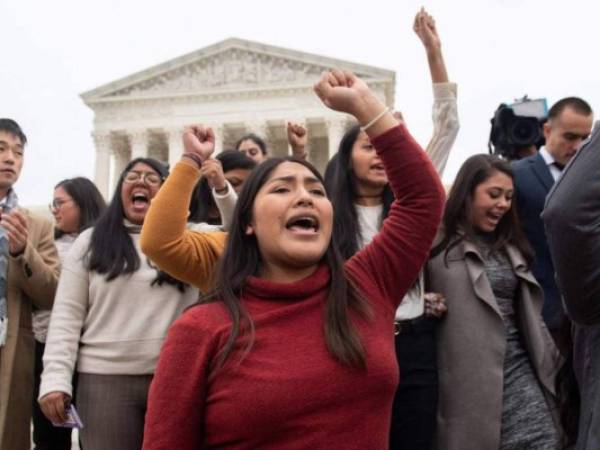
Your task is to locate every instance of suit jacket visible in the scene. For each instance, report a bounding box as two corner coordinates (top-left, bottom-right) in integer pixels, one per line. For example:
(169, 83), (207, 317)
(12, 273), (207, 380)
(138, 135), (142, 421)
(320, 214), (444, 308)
(0, 210), (59, 450)
(512, 153), (563, 331)
(426, 237), (561, 450)
(543, 122), (600, 450)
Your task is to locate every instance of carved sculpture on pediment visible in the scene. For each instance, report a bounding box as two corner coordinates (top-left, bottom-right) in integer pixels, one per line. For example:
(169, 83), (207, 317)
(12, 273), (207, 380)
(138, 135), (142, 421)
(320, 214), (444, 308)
(106, 49), (367, 97)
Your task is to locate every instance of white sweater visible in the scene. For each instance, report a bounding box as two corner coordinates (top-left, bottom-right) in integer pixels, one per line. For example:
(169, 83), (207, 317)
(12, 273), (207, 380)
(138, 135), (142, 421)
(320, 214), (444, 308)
(39, 228), (198, 398)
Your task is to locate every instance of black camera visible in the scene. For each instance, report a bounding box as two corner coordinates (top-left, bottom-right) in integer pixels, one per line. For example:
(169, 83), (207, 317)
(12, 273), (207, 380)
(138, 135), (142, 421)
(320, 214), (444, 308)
(488, 97), (547, 160)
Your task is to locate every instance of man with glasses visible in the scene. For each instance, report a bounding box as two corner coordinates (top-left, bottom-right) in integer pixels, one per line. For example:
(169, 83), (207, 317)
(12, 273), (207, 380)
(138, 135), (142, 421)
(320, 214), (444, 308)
(0, 118), (59, 449)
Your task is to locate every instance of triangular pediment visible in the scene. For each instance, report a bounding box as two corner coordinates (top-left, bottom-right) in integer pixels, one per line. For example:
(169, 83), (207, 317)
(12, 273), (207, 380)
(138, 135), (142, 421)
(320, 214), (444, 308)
(81, 38), (394, 103)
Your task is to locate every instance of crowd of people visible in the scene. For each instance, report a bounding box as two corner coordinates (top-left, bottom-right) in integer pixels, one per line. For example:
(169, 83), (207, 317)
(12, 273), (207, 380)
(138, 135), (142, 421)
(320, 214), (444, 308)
(0, 8), (598, 450)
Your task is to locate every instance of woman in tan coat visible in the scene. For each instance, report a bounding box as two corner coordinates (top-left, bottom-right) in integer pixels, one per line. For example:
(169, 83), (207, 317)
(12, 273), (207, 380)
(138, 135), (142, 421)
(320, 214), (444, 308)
(426, 154), (562, 450)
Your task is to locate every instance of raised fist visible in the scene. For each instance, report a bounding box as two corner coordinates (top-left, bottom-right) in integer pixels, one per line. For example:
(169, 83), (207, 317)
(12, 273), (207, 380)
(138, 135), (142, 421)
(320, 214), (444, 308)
(313, 70), (372, 116)
(413, 7), (441, 52)
(183, 125), (215, 163)
(313, 70), (387, 127)
(287, 122), (308, 158)
(200, 158), (227, 191)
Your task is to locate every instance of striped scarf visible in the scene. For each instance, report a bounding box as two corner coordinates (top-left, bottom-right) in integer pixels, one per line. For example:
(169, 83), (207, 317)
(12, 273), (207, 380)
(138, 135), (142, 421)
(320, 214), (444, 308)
(0, 189), (19, 346)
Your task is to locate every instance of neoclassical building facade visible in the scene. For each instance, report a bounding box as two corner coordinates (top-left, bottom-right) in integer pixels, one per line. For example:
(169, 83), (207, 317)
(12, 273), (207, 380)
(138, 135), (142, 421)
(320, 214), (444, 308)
(82, 38), (395, 198)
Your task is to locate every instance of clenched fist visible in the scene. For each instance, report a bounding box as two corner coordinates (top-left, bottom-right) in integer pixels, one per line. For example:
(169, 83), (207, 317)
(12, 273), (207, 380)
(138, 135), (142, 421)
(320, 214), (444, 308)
(182, 125), (216, 163)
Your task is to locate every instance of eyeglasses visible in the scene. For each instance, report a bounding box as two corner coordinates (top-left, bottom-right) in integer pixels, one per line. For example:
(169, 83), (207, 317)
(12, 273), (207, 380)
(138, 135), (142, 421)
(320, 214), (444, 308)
(49, 199), (73, 212)
(123, 171), (163, 186)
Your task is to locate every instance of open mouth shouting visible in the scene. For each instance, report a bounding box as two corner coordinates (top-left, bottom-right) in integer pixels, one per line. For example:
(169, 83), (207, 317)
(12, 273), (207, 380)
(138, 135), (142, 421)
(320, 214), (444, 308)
(131, 190), (150, 212)
(120, 162), (162, 224)
(285, 213), (320, 237)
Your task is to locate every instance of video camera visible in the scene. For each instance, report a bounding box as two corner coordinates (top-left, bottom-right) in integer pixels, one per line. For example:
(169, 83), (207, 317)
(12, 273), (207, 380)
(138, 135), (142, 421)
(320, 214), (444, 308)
(488, 97), (548, 160)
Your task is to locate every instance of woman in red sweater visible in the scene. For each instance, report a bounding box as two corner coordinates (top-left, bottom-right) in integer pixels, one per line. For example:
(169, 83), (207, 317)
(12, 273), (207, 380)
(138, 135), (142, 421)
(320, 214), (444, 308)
(142, 70), (445, 450)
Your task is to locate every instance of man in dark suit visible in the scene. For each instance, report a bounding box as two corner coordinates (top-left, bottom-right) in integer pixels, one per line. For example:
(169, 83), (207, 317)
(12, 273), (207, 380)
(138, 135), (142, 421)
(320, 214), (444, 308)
(543, 121), (600, 450)
(512, 97), (593, 343)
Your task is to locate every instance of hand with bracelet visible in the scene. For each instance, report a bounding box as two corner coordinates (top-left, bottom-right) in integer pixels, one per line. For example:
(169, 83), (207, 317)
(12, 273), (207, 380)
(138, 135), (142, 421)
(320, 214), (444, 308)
(182, 125), (215, 168)
(313, 69), (398, 137)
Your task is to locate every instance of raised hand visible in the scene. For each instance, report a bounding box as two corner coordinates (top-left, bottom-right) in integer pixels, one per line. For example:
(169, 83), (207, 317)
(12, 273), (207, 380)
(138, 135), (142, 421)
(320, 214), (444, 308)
(314, 70), (397, 135)
(314, 70), (398, 137)
(413, 7), (441, 53)
(200, 158), (227, 192)
(314, 70), (369, 116)
(1, 208), (28, 256)
(287, 122), (308, 159)
(182, 125), (215, 163)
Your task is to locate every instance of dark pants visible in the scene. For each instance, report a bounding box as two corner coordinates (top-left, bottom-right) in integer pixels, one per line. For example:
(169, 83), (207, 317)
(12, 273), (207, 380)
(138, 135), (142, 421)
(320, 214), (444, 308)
(389, 316), (438, 450)
(33, 340), (73, 450)
(77, 373), (153, 450)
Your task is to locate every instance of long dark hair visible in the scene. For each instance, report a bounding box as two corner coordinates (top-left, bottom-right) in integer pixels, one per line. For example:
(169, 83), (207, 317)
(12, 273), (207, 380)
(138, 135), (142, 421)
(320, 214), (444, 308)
(326, 125), (394, 259)
(201, 156), (370, 373)
(188, 150), (256, 224)
(430, 154), (533, 264)
(86, 158), (184, 290)
(54, 177), (106, 239)
(235, 133), (267, 156)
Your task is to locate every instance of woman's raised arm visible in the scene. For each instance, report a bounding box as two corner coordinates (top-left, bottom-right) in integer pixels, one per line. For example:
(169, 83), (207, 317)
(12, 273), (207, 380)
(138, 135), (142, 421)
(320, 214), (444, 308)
(140, 126), (227, 291)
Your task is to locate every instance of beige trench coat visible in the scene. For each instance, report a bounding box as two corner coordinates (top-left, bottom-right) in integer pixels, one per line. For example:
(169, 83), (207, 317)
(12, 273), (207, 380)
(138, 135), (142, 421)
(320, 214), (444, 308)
(0, 211), (59, 450)
(426, 238), (562, 450)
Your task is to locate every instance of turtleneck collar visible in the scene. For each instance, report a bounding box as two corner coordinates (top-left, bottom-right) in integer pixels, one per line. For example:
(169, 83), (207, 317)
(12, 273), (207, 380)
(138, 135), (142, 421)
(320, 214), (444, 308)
(124, 218), (143, 234)
(243, 264), (331, 301)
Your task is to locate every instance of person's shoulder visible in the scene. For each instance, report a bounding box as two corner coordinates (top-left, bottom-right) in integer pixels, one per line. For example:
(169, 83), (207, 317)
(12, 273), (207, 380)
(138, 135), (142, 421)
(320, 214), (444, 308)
(61, 228), (94, 263)
(22, 209), (52, 228)
(20, 209), (55, 243)
(512, 153), (539, 170)
(171, 301), (231, 335)
(72, 228), (93, 246)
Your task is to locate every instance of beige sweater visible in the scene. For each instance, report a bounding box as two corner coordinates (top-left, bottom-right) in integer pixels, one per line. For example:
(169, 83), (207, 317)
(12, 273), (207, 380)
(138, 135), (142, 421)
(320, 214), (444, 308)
(39, 228), (198, 398)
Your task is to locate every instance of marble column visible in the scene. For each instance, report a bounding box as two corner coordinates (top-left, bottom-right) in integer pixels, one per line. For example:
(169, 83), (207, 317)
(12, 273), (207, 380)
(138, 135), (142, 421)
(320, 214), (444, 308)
(113, 147), (130, 193)
(167, 127), (184, 167)
(92, 132), (112, 200)
(129, 130), (149, 160)
(326, 118), (347, 160)
(247, 121), (269, 140)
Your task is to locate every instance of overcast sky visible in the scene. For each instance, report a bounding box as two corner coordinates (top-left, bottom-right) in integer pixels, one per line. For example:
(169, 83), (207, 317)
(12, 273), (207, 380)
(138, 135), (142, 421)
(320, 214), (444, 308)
(2, 0), (598, 206)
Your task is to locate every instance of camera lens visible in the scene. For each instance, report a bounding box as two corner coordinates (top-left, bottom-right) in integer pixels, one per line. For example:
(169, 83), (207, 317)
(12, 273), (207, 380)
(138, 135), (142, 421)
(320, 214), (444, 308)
(508, 118), (541, 147)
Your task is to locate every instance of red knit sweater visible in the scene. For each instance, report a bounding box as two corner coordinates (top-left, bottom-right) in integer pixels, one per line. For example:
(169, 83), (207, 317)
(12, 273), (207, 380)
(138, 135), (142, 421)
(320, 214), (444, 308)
(142, 125), (445, 450)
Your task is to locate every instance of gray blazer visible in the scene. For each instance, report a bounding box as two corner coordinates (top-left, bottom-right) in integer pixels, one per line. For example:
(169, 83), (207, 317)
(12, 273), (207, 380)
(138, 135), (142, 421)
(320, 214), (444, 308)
(426, 237), (562, 450)
(543, 122), (600, 450)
